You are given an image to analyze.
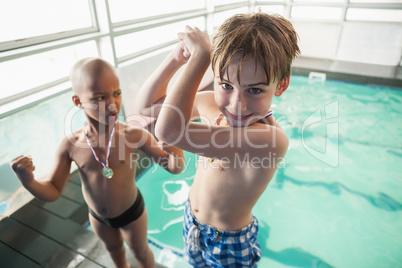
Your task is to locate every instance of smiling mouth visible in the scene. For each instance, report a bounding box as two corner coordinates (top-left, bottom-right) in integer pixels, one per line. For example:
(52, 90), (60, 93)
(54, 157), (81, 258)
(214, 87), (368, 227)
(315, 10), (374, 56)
(226, 110), (253, 121)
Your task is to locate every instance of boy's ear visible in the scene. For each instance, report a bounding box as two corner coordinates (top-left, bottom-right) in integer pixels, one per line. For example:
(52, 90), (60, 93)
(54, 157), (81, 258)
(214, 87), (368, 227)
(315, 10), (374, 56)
(274, 76), (290, 97)
(72, 96), (82, 108)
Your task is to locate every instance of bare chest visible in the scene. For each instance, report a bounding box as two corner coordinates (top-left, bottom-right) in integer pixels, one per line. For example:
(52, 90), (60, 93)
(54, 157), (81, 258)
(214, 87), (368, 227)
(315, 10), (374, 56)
(70, 134), (139, 181)
(196, 156), (272, 193)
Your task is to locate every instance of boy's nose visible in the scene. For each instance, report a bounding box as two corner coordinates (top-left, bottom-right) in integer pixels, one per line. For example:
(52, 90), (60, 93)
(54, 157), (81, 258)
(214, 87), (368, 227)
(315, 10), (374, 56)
(107, 103), (117, 112)
(102, 98), (116, 112)
(230, 94), (246, 113)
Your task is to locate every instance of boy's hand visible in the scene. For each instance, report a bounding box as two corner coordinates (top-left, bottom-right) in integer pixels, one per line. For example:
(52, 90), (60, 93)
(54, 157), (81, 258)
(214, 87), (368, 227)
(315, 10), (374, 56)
(157, 141), (185, 174)
(178, 26), (211, 58)
(171, 42), (190, 64)
(10, 155), (35, 184)
(157, 141), (176, 154)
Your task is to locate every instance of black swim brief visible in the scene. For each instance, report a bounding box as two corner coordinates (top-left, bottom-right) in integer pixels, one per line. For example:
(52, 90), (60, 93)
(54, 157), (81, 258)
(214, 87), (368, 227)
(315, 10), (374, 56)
(88, 188), (145, 228)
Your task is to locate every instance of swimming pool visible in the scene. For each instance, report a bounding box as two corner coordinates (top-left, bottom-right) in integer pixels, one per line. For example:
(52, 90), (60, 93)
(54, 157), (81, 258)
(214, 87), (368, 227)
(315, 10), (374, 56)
(137, 75), (402, 267)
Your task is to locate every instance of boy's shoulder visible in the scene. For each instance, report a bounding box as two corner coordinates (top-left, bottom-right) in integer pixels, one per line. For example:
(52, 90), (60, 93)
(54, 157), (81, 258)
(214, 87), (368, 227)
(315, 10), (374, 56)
(194, 91), (219, 116)
(54, 130), (82, 161)
(61, 128), (84, 152)
(238, 120), (289, 161)
(195, 90), (214, 101)
(259, 123), (289, 159)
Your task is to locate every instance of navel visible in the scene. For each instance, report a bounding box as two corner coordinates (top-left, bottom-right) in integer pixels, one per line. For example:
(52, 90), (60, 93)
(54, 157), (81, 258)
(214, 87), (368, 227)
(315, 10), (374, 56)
(101, 207), (107, 215)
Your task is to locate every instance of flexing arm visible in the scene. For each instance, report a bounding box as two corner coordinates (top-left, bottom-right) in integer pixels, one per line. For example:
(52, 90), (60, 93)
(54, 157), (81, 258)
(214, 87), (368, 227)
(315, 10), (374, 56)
(134, 43), (189, 118)
(154, 26), (289, 163)
(155, 26), (211, 144)
(10, 138), (72, 202)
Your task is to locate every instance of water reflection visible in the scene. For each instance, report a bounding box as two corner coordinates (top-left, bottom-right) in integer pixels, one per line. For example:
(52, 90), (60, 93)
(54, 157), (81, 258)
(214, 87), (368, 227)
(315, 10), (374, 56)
(259, 221), (333, 268)
(275, 168), (401, 212)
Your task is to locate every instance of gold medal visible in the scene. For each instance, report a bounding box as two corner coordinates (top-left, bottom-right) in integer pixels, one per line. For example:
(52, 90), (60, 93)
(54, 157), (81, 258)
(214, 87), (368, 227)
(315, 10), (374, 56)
(84, 120), (118, 179)
(102, 166), (114, 179)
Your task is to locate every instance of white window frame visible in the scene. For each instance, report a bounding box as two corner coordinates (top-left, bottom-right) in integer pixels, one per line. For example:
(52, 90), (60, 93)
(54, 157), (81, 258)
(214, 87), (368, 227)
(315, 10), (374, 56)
(1, 0), (401, 119)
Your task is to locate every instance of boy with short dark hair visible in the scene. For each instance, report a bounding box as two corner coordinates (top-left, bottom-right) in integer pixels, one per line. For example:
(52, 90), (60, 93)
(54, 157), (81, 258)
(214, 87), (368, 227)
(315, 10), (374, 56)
(11, 57), (185, 268)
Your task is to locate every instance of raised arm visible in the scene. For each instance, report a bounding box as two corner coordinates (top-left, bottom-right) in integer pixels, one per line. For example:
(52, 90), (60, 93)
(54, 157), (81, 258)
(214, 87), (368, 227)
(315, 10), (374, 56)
(155, 26), (211, 144)
(154, 26), (288, 163)
(10, 137), (72, 202)
(134, 43), (189, 118)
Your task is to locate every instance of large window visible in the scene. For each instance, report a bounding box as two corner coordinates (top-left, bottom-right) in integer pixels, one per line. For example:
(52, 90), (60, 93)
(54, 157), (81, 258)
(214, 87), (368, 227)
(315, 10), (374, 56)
(1, 0), (401, 116)
(291, 6), (342, 20)
(255, 0), (402, 65)
(0, 0), (212, 112)
(0, 42), (97, 104)
(0, 0), (94, 50)
(109, 0), (206, 24)
(346, 8), (402, 22)
(115, 17), (206, 61)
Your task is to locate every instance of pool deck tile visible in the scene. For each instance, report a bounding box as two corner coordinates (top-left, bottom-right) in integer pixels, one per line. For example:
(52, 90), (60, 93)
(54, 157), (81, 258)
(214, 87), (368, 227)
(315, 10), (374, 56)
(0, 170), (167, 268)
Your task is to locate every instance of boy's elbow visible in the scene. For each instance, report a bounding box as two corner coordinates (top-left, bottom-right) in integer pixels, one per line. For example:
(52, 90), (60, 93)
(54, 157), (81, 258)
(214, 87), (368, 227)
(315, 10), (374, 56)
(155, 122), (177, 145)
(154, 125), (166, 143)
(43, 182), (63, 202)
(33, 190), (61, 203)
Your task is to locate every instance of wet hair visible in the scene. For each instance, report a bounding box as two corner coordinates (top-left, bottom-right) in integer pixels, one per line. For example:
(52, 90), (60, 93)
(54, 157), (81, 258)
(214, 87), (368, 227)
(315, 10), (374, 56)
(211, 12), (300, 84)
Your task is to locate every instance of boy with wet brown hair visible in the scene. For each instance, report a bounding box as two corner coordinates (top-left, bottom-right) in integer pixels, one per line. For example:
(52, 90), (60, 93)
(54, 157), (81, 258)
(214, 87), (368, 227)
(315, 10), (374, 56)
(137, 12), (299, 267)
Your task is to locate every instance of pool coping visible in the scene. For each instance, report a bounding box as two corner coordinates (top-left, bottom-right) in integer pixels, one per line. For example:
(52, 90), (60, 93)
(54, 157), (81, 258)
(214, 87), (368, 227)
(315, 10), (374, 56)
(292, 57), (402, 88)
(0, 170), (168, 268)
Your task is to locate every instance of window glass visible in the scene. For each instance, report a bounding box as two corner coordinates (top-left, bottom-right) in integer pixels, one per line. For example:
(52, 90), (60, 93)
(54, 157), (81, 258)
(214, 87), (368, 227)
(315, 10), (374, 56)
(293, 22), (341, 59)
(350, 0), (402, 2)
(255, 5), (285, 16)
(109, 0), (206, 23)
(0, 0), (92, 42)
(214, 0), (247, 5)
(0, 42), (97, 102)
(213, 7), (250, 28)
(292, 0), (343, 2)
(115, 17), (205, 58)
(336, 22), (402, 65)
(291, 6), (342, 20)
(346, 8), (402, 22)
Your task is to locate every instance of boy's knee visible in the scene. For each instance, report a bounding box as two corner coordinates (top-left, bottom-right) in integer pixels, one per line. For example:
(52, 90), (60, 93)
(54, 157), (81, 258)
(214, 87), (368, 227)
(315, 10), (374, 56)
(104, 241), (125, 253)
(131, 245), (151, 262)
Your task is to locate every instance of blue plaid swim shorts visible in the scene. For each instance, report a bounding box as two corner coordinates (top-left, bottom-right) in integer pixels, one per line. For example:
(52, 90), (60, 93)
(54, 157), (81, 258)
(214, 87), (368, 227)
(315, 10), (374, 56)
(183, 199), (261, 267)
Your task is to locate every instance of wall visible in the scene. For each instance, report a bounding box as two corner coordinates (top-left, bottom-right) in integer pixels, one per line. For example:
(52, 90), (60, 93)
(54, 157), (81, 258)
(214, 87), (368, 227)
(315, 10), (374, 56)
(0, 91), (86, 219)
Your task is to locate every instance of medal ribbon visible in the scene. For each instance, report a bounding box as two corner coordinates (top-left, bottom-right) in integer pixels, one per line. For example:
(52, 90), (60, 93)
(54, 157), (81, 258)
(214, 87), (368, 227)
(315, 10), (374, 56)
(260, 110), (273, 120)
(83, 120), (118, 169)
(214, 110), (273, 124)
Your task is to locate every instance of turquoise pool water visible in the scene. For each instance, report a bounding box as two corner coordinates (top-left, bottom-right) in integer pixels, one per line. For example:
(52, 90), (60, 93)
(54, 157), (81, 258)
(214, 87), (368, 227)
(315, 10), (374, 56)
(137, 75), (402, 267)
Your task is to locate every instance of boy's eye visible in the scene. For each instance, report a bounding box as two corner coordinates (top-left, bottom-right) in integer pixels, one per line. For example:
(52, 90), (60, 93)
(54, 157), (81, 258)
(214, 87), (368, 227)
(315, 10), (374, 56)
(221, 83), (233, 90)
(114, 91), (122, 97)
(94, 96), (104, 100)
(248, 88), (262, 94)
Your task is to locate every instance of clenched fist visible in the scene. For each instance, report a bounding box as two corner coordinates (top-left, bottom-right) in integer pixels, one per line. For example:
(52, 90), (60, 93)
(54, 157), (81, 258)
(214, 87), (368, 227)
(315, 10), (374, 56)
(10, 155), (35, 185)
